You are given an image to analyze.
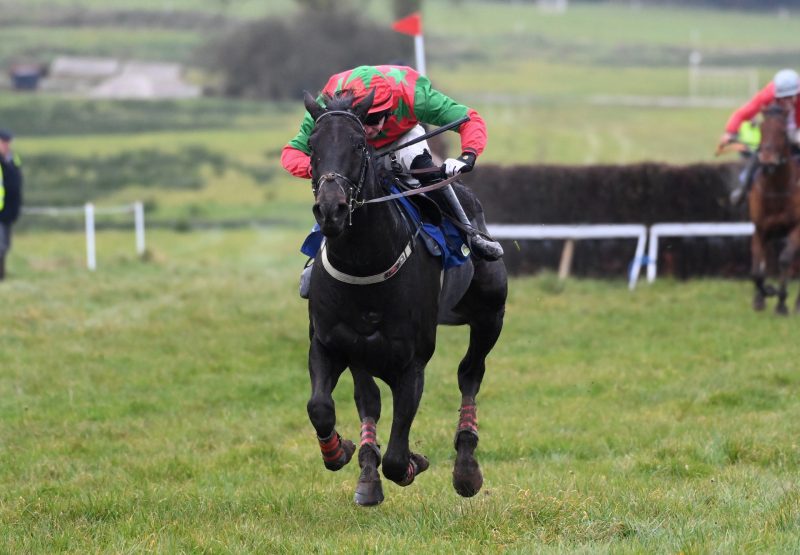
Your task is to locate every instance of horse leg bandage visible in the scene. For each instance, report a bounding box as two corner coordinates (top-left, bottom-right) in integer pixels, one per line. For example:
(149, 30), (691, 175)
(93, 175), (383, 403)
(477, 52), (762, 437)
(454, 403), (479, 449)
(397, 459), (420, 487)
(318, 430), (350, 470)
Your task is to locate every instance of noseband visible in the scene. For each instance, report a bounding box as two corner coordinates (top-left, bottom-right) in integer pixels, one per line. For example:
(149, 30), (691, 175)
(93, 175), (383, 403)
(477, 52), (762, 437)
(311, 110), (371, 222)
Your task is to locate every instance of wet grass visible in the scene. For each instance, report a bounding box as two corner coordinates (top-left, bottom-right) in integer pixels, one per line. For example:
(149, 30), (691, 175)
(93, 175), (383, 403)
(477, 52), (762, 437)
(1, 228), (800, 552)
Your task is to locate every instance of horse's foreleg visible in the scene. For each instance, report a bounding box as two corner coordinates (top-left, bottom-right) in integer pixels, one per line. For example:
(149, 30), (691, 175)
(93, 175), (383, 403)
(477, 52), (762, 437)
(777, 227), (800, 315)
(751, 232), (770, 311)
(351, 369), (384, 506)
(307, 338), (354, 471)
(453, 307), (505, 498)
(382, 364), (429, 487)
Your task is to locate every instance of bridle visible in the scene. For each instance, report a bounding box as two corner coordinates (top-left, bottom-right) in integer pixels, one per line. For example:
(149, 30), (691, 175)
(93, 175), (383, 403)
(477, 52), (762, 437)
(758, 105), (791, 170)
(311, 110), (371, 223)
(309, 108), (424, 285)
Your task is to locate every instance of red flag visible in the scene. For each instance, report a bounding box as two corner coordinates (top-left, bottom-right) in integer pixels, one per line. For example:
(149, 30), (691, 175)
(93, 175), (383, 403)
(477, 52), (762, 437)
(392, 12), (422, 37)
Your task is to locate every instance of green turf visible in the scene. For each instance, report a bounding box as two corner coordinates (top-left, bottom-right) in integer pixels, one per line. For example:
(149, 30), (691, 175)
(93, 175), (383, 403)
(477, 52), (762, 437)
(1, 228), (799, 552)
(1, 3), (798, 550)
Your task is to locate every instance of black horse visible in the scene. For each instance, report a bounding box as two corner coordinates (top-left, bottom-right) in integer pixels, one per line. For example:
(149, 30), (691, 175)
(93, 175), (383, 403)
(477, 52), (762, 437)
(303, 89), (507, 505)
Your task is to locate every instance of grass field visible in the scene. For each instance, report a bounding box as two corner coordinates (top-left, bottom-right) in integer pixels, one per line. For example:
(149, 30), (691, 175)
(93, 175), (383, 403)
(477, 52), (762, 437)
(1, 229), (800, 552)
(3, 1), (800, 551)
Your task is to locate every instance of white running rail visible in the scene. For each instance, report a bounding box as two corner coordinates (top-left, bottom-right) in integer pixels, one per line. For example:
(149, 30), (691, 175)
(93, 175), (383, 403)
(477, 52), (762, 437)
(24, 201), (146, 270)
(487, 224), (648, 290)
(646, 222), (754, 283)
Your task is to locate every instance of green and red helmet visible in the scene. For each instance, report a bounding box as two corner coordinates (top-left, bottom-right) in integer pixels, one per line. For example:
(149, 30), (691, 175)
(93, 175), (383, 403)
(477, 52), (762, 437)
(338, 66), (394, 113)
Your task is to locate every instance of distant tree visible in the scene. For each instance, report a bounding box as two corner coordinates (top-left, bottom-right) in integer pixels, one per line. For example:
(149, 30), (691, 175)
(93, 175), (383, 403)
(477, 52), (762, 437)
(393, 0), (422, 18)
(599, 0), (800, 8)
(198, 9), (410, 100)
(294, 0), (341, 11)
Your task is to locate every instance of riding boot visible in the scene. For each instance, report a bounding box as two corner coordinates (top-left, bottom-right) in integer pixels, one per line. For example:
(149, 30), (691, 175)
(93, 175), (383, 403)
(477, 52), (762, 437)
(731, 155), (758, 206)
(409, 151), (503, 261)
(299, 259), (313, 299)
(440, 185), (504, 261)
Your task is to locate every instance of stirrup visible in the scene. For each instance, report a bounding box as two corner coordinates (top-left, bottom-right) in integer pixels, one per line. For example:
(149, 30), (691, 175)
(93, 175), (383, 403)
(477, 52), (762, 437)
(470, 234), (504, 261)
(299, 259), (313, 299)
(729, 187), (746, 206)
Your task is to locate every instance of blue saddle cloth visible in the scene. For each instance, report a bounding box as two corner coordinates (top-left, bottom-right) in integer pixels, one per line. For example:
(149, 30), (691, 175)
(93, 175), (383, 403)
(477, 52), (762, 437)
(300, 188), (469, 270)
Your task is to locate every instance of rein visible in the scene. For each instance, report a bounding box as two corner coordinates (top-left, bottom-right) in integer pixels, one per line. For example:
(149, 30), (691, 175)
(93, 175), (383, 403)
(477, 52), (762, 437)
(361, 172), (462, 205)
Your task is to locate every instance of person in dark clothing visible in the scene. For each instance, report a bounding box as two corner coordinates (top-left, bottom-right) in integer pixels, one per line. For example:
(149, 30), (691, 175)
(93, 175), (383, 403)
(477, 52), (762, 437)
(0, 129), (23, 280)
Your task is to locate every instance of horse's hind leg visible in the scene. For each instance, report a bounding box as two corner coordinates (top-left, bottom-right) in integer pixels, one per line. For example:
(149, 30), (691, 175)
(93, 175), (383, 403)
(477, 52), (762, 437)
(307, 338), (355, 471)
(751, 232), (770, 311)
(351, 369), (384, 506)
(453, 262), (507, 498)
(777, 227), (800, 315)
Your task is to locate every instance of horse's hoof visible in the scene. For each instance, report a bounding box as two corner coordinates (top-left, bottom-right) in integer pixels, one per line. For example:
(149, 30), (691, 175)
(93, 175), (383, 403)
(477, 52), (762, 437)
(394, 453), (429, 486)
(776, 305), (789, 316)
(323, 438), (355, 471)
(411, 453), (430, 475)
(753, 298), (766, 311)
(354, 479), (384, 506)
(453, 458), (483, 497)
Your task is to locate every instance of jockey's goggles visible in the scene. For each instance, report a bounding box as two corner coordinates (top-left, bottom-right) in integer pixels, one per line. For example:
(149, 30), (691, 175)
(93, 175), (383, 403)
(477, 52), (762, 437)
(364, 110), (391, 126)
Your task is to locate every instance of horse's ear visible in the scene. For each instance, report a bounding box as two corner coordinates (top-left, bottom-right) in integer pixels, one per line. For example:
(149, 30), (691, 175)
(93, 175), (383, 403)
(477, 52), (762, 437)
(304, 91), (325, 121)
(353, 89), (375, 121)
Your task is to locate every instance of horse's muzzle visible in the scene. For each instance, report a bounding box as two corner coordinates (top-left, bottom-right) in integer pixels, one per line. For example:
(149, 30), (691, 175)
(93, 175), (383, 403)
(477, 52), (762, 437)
(313, 197), (349, 237)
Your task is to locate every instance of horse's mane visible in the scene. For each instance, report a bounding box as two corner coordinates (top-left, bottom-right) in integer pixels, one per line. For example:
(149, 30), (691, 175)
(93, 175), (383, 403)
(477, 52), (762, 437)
(321, 90), (359, 112)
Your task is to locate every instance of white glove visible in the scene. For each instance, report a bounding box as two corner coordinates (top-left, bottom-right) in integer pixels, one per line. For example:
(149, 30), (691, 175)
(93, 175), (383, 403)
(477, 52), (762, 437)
(442, 157), (469, 177)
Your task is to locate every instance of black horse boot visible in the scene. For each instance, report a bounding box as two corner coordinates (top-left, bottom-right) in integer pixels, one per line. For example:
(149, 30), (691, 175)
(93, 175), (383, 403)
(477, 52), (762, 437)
(469, 232), (504, 261)
(440, 184), (504, 261)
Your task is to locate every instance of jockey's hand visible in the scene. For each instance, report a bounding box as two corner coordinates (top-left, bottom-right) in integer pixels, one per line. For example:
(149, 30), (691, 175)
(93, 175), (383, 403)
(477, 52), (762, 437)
(715, 132), (737, 156)
(442, 152), (476, 177)
(717, 132), (736, 149)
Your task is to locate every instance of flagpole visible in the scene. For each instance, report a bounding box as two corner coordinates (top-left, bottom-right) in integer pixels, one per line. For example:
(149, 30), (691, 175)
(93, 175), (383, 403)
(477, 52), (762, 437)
(392, 12), (425, 75)
(415, 34), (426, 76)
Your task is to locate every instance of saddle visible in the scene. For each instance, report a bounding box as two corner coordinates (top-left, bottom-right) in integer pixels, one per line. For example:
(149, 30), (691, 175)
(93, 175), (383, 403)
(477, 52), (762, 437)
(300, 178), (470, 271)
(392, 185), (470, 270)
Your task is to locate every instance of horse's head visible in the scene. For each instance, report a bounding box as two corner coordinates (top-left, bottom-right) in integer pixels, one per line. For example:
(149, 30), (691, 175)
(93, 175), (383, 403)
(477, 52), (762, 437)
(304, 89), (374, 238)
(758, 102), (790, 171)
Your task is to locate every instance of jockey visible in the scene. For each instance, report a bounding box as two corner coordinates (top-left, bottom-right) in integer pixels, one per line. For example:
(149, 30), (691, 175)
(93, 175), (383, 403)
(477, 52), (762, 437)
(281, 64), (504, 263)
(717, 68), (800, 205)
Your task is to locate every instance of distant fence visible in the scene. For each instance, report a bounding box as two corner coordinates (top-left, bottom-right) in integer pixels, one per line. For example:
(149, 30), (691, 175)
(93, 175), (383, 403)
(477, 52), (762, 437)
(23, 202), (146, 270)
(462, 161), (750, 280)
(488, 224), (647, 290)
(645, 222), (754, 283)
(488, 221), (756, 290)
(688, 64), (759, 101)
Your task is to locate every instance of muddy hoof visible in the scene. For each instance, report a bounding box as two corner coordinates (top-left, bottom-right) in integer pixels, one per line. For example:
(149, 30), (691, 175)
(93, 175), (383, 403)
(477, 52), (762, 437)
(354, 478), (384, 506)
(453, 459), (483, 498)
